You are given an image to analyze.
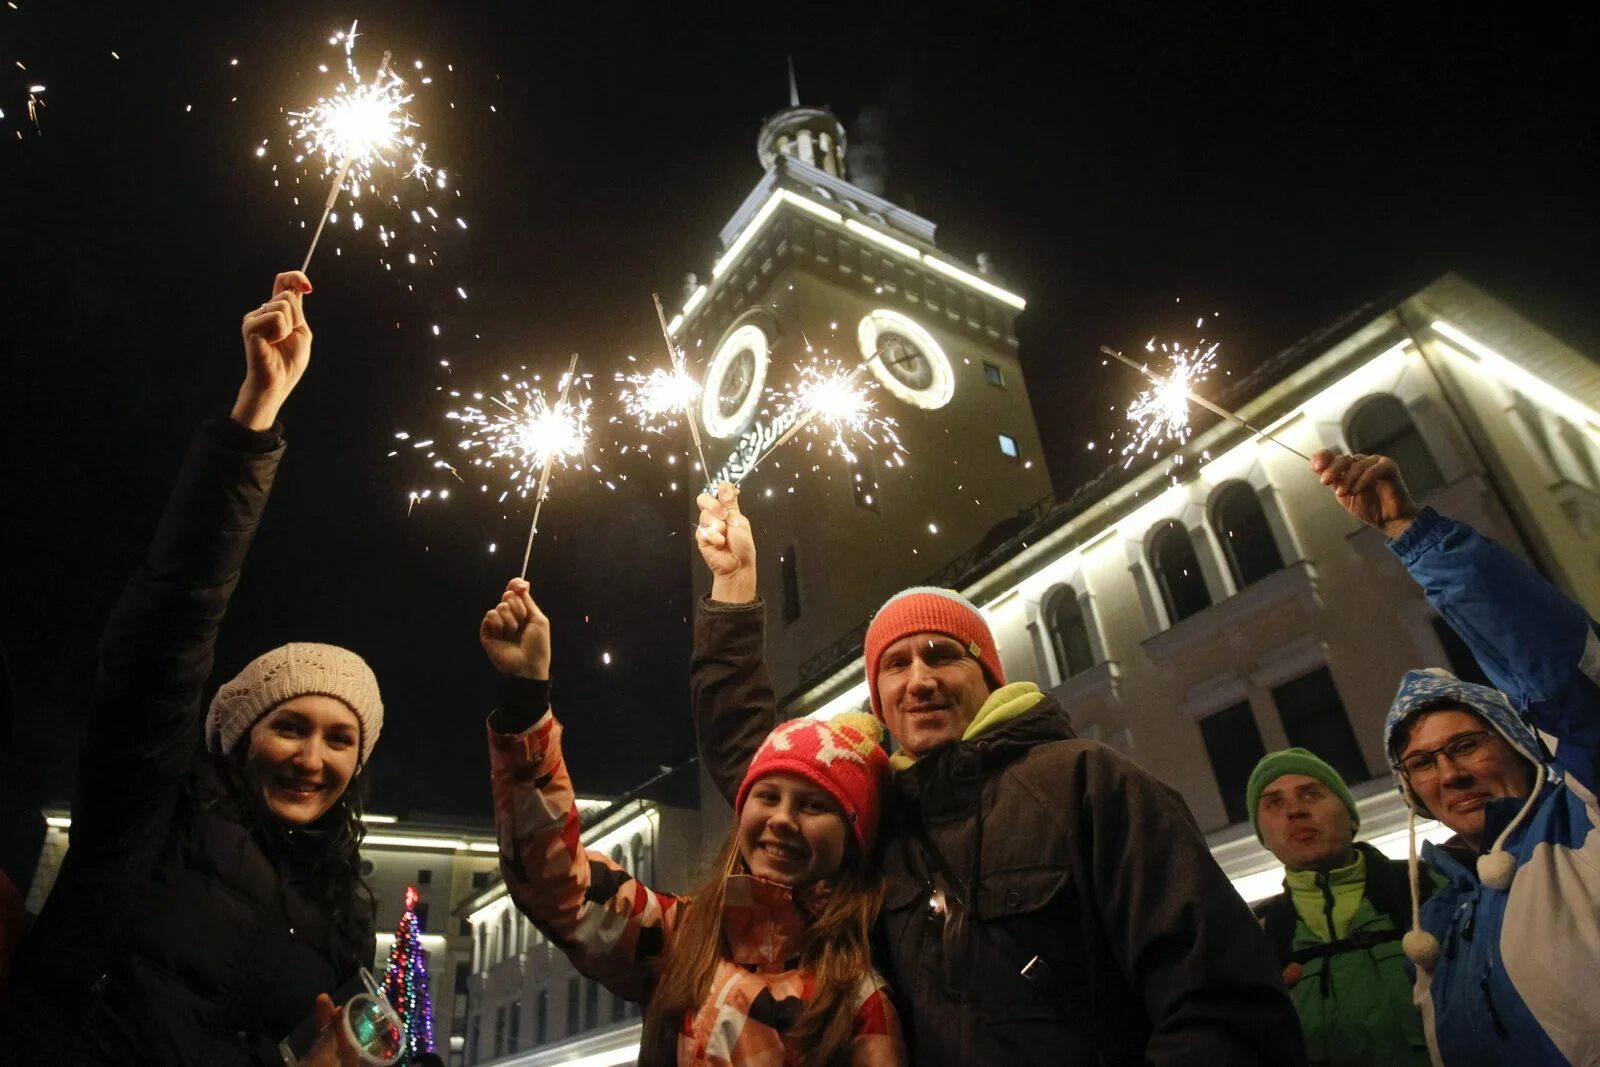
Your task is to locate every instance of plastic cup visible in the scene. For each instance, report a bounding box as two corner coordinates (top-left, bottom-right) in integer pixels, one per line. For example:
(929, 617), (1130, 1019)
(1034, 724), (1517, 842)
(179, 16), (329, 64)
(278, 968), (403, 1066)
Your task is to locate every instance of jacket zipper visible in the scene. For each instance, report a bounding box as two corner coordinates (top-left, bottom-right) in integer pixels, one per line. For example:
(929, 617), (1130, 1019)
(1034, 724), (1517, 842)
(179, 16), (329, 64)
(1318, 873), (1336, 996)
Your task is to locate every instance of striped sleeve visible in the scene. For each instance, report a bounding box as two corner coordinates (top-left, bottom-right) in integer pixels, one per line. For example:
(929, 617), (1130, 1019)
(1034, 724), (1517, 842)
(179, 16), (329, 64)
(849, 975), (908, 1065)
(488, 711), (680, 1002)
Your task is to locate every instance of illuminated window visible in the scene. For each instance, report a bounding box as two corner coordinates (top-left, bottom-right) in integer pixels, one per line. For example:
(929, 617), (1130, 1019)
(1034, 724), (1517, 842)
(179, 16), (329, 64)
(1150, 521), (1211, 623)
(1045, 587), (1094, 680)
(1347, 395), (1444, 497)
(998, 433), (1019, 458)
(983, 361), (1004, 388)
(1199, 701), (1267, 824)
(781, 546), (801, 624)
(1211, 482), (1284, 588)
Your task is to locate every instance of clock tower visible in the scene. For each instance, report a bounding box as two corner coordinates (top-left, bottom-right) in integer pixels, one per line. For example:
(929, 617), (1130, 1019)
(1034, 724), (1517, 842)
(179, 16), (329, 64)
(670, 82), (1053, 706)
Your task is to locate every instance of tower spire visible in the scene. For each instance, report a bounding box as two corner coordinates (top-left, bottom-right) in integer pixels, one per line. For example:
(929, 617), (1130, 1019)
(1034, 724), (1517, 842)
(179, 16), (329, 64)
(787, 56), (799, 107)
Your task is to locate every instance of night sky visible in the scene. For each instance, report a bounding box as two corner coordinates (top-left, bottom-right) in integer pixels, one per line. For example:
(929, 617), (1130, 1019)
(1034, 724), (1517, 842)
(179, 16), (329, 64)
(4, 3), (1597, 854)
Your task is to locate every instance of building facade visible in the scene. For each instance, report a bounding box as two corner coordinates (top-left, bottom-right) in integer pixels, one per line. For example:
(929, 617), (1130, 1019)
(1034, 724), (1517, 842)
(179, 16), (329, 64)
(457, 794), (709, 1066)
(786, 274), (1600, 892)
(33, 807), (505, 1066)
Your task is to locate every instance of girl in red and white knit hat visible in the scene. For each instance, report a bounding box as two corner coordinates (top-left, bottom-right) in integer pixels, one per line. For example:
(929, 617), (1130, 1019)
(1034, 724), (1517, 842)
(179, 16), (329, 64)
(481, 578), (906, 1066)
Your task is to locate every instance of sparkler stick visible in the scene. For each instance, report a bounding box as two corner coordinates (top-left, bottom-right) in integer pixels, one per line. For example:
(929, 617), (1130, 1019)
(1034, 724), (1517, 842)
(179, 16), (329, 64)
(521, 352), (582, 578)
(302, 155), (354, 271)
(1100, 345), (1309, 460)
(651, 292), (712, 486)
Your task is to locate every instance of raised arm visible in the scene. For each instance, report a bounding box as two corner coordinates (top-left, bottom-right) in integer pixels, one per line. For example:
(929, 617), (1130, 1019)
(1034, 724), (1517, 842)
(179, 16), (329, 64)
(691, 484), (776, 805)
(481, 579), (681, 1002)
(1313, 449), (1600, 791)
(75, 272), (314, 857)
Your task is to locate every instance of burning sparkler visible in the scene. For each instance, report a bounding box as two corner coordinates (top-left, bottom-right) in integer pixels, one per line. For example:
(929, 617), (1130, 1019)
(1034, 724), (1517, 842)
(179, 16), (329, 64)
(734, 354), (905, 484)
(1102, 341), (1308, 463)
(443, 354), (590, 576)
(287, 21), (425, 270)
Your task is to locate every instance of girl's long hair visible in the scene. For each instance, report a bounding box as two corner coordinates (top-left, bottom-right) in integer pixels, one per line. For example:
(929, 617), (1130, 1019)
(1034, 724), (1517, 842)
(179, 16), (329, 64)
(638, 823), (886, 1066)
(210, 741), (377, 970)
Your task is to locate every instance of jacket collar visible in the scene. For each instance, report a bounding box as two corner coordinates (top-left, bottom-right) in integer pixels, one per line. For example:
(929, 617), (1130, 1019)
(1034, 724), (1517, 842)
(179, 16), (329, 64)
(721, 873), (826, 969)
(892, 694), (1076, 814)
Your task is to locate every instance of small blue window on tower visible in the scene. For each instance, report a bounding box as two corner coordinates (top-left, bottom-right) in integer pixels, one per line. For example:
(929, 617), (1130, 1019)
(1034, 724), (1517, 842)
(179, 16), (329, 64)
(983, 361), (1005, 388)
(998, 433), (1019, 458)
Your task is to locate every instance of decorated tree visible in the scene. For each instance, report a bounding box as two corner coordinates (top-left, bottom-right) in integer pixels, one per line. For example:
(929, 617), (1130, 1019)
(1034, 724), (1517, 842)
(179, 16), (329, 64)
(381, 885), (435, 1061)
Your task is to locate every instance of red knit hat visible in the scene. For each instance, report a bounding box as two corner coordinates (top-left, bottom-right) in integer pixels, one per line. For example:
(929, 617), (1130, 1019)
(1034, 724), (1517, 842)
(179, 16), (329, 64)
(735, 713), (891, 853)
(863, 586), (1004, 720)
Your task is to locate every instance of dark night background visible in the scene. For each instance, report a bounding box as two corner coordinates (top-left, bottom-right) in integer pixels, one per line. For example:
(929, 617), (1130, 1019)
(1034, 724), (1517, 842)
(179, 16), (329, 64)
(4, 3), (1597, 875)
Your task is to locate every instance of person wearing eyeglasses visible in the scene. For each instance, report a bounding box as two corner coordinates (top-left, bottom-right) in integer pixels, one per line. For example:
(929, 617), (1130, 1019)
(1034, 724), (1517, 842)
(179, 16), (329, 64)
(1314, 449), (1600, 1067)
(691, 484), (1305, 1067)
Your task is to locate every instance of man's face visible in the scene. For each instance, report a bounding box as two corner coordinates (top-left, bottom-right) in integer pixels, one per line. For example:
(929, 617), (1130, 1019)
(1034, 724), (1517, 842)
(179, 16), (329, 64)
(1397, 708), (1535, 846)
(876, 632), (991, 758)
(1256, 773), (1355, 873)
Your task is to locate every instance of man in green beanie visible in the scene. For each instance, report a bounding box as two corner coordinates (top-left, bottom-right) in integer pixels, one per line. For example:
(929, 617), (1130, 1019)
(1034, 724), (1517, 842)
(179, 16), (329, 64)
(1249, 748), (1434, 1066)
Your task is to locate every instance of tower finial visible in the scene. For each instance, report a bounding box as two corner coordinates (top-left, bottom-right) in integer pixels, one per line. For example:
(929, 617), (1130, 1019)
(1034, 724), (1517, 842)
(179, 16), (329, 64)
(787, 55), (800, 108)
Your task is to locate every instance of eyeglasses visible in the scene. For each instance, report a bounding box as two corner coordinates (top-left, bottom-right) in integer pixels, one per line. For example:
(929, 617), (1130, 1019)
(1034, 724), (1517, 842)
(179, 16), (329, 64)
(1393, 730), (1498, 782)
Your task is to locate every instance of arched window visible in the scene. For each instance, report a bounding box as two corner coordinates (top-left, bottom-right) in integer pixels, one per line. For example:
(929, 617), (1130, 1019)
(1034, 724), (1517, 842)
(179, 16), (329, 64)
(499, 912), (511, 961)
(610, 845), (624, 867)
(1150, 521), (1211, 623)
(477, 924), (487, 973)
(1211, 482), (1284, 588)
(630, 832), (646, 876)
(1045, 586), (1095, 680)
(1347, 395), (1444, 497)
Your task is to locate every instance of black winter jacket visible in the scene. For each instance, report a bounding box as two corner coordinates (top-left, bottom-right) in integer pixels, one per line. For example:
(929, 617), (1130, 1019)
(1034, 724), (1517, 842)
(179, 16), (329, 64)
(692, 596), (1306, 1066)
(0, 419), (374, 1065)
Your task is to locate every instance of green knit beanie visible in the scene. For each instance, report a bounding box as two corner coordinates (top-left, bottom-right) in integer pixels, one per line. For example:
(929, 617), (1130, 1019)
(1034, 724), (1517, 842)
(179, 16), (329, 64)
(1246, 748), (1360, 843)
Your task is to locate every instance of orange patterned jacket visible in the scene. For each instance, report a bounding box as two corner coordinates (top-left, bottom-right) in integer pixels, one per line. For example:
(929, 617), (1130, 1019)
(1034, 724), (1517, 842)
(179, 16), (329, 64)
(488, 711), (907, 1066)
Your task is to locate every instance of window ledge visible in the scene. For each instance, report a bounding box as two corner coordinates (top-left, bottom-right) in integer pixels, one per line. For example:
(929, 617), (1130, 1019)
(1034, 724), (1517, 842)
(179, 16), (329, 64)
(1142, 561), (1320, 661)
(1048, 658), (1121, 708)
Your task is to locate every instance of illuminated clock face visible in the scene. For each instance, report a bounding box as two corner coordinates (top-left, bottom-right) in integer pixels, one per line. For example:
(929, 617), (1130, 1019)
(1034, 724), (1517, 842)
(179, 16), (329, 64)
(857, 308), (954, 409)
(702, 323), (770, 438)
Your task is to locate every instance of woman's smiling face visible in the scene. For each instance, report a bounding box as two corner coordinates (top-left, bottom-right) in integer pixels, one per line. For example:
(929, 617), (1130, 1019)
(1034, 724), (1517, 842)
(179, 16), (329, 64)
(244, 695), (361, 825)
(736, 772), (849, 887)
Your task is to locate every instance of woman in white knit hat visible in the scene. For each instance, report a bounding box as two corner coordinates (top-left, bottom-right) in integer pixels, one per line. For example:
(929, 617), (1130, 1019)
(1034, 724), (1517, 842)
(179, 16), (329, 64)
(0, 272), (387, 1066)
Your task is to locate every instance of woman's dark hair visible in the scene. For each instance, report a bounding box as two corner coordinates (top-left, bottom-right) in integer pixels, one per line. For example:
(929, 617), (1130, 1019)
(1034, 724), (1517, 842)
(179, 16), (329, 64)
(211, 742), (376, 968)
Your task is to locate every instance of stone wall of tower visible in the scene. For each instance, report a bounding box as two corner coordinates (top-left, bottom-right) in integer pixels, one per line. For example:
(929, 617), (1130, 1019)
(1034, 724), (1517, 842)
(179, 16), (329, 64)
(684, 211), (1052, 701)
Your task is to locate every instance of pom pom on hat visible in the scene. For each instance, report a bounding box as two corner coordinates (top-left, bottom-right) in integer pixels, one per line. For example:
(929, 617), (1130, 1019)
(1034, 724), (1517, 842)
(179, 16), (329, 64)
(1403, 929), (1440, 971)
(735, 712), (891, 853)
(1477, 850), (1517, 891)
(208, 642), (384, 767)
(863, 587), (1004, 720)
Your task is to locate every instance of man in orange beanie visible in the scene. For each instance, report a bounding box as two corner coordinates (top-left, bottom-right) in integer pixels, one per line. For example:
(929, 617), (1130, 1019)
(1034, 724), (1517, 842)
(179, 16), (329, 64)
(690, 484), (1304, 1067)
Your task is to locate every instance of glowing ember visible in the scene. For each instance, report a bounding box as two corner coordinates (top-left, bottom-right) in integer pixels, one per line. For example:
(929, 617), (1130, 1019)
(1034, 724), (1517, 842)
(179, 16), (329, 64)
(619, 364), (701, 435)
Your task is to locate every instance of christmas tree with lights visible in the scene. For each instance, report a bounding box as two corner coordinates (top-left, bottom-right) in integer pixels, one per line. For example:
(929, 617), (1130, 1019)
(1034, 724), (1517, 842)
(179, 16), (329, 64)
(381, 885), (435, 1062)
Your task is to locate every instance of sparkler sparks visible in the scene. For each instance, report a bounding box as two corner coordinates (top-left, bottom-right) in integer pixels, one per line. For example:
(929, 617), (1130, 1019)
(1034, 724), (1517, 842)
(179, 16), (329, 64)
(449, 372), (592, 499)
(1116, 339), (1219, 467)
(276, 21), (458, 272)
(731, 358), (904, 483)
(1103, 338), (1309, 466)
(618, 363), (701, 435)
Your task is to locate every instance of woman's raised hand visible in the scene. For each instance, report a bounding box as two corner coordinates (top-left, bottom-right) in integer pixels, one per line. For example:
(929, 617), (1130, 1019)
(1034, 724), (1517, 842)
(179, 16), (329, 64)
(233, 270), (314, 431)
(480, 578), (552, 680)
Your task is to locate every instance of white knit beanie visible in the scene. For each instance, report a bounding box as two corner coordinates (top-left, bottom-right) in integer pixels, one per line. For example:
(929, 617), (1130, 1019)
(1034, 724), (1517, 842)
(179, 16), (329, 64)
(208, 642), (384, 767)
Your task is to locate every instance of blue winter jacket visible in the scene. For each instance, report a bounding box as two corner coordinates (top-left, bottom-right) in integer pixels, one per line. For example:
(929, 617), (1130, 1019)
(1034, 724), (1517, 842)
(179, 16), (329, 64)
(1382, 507), (1600, 1067)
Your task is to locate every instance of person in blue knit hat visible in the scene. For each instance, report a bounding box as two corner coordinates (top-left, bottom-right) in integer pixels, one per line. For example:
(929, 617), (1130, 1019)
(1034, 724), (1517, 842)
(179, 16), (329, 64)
(1314, 448), (1600, 1067)
(1248, 748), (1434, 1065)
